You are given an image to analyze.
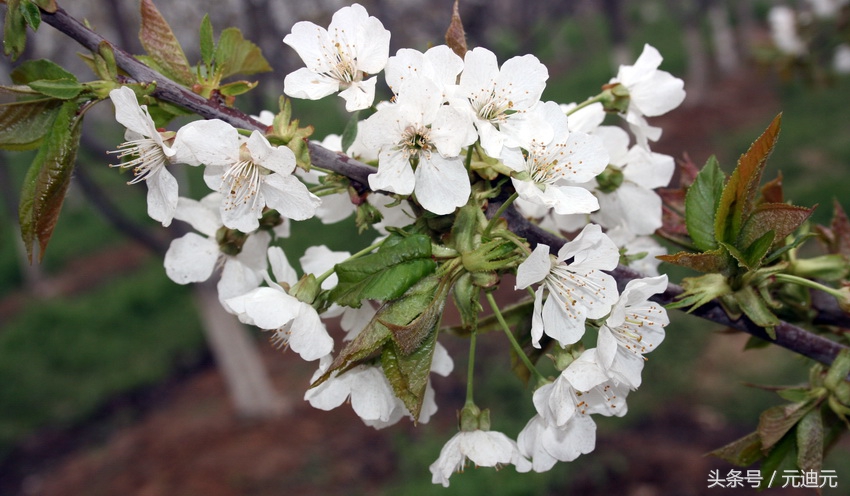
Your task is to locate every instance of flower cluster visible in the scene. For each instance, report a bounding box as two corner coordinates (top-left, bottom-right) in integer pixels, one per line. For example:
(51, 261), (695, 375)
(106, 2), (683, 486)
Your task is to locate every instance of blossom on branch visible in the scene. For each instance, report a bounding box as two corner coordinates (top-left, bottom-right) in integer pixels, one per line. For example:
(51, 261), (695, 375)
(283, 3), (390, 111)
(430, 429), (531, 487)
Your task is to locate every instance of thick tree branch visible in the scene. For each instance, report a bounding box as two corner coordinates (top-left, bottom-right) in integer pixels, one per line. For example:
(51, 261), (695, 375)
(40, 3), (849, 367)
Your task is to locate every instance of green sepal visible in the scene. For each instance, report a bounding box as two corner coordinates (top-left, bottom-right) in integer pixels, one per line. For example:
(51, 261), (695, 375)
(452, 272), (481, 332)
(328, 233), (436, 308)
(18, 99), (84, 262)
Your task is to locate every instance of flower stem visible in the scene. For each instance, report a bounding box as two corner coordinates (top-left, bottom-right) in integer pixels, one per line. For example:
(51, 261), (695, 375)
(485, 291), (545, 382)
(465, 326), (477, 407)
(484, 192), (519, 237)
(774, 273), (847, 301)
(566, 92), (606, 115)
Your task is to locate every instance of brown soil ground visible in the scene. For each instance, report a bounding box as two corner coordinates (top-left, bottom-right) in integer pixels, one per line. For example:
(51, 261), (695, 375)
(0, 69), (832, 496)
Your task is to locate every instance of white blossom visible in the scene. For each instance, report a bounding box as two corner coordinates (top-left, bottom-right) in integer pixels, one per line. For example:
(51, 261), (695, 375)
(515, 224), (620, 348)
(283, 3), (390, 111)
(430, 430), (531, 487)
(176, 119), (320, 232)
(610, 44), (686, 148)
(108, 86), (183, 226)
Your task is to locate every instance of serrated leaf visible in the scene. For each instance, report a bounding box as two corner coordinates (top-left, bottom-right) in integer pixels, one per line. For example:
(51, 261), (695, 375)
(796, 407), (823, 476)
(328, 234), (436, 307)
(657, 249), (729, 274)
(139, 0), (194, 86)
(340, 110), (360, 154)
(27, 79), (84, 100)
(816, 200), (850, 256)
(0, 95), (64, 150)
(709, 431), (764, 466)
(199, 15), (214, 69)
(740, 203), (814, 250)
(11, 59), (77, 84)
(666, 272), (732, 311)
(759, 431), (797, 490)
(18, 100), (83, 262)
(776, 387), (818, 403)
(20, 0), (41, 30)
(444, 0), (467, 58)
(3, 0), (28, 60)
(715, 114), (782, 245)
(381, 324), (439, 421)
(685, 155), (725, 251)
(758, 399), (817, 451)
(214, 27), (272, 79)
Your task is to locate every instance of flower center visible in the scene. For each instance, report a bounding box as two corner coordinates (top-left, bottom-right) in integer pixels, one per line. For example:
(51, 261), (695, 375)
(221, 149), (265, 213)
(399, 124), (433, 165)
(109, 138), (168, 184)
(471, 90), (514, 124)
(321, 37), (361, 87)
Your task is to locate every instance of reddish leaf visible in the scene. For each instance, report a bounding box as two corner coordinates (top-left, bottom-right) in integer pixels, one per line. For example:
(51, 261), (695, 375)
(815, 199), (850, 256)
(739, 203), (815, 250)
(715, 114), (782, 245)
(657, 249), (729, 274)
(758, 399), (817, 452)
(761, 172), (785, 204)
(139, 0), (194, 87)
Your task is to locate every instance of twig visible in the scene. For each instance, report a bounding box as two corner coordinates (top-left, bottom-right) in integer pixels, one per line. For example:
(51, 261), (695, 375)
(39, 2), (850, 368)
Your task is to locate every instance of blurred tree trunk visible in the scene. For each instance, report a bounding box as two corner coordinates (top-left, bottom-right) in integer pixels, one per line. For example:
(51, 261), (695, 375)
(602, 0), (631, 68)
(708, 0), (741, 75)
(671, 0), (711, 105)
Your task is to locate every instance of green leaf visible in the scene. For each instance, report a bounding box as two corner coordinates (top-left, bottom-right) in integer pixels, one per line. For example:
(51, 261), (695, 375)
(27, 79), (84, 100)
(739, 203), (814, 250)
(139, 0), (195, 86)
(715, 114), (782, 245)
(758, 399), (817, 451)
(213, 27), (272, 79)
(796, 407), (823, 475)
(709, 431), (764, 466)
(734, 285), (781, 339)
(20, 0), (41, 30)
(742, 230), (775, 269)
(666, 272), (732, 311)
(381, 275), (450, 355)
(199, 15), (215, 69)
(18, 100), (83, 262)
(685, 155), (725, 251)
(759, 431), (797, 490)
(11, 59), (77, 84)
(0, 88), (64, 150)
(340, 110), (361, 154)
(218, 80), (258, 97)
(451, 272), (481, 332)
(3, 0), (28, 60)
(381, 324), (439, 421)
(328, 234), (436, 307)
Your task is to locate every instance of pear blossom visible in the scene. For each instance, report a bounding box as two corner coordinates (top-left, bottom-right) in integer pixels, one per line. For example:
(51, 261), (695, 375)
(515, 224), (620, 348)
(361, 77), (476, 215)
(610, 44), (686, 148)
(164, 193), (280, 308)
(108, 86), (182, 226)
(385, 45), (464, 100)
(456, 47), (549, 157)
(283, 3), (390, 111)
(596, 275), (669, 389)
(501, 101), (608, 215)
(430, 429), (531, 487)
(175, 119), (320, 232)
(517, 413), (596, 472)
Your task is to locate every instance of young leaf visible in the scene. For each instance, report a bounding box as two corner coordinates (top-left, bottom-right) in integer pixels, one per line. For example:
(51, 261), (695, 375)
(328, 234), (436, 307)
(758, 399), (817, 451)
(684, 155), (725, 251)
(139, 0), (194, 87)
(3, 0), (29, 60)
(739, 203), (814, 251)
(27, 79), (84, 100)
(714, 114), (782, 245)
(656, 249), (729, 274)
(445, 0), (468, 58)
(213, 27), (272, 79)
(218, 80), (258, 97)
(11, 59), (77, 84)
(795, 408), (824, 476)
(0, 89), (64, 150)
(199, 14), (215, 69)
(20, 0), (41, 30)
(31, 0), (57, 13)
(381, 324), (439, 421)
(709, 431), (764, 466)
(18, 100), (83, 262)
(734, 285), (780, 339)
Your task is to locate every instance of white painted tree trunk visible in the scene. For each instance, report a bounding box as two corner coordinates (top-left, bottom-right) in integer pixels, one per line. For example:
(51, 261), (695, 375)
(708, 1), (741, 75)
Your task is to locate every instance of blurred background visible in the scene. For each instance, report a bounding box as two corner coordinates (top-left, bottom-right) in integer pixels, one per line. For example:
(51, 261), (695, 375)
(1, 0), (850, 494)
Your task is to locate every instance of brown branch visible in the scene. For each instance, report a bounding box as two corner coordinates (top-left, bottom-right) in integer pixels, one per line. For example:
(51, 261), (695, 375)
(39, 3), (850, 367)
